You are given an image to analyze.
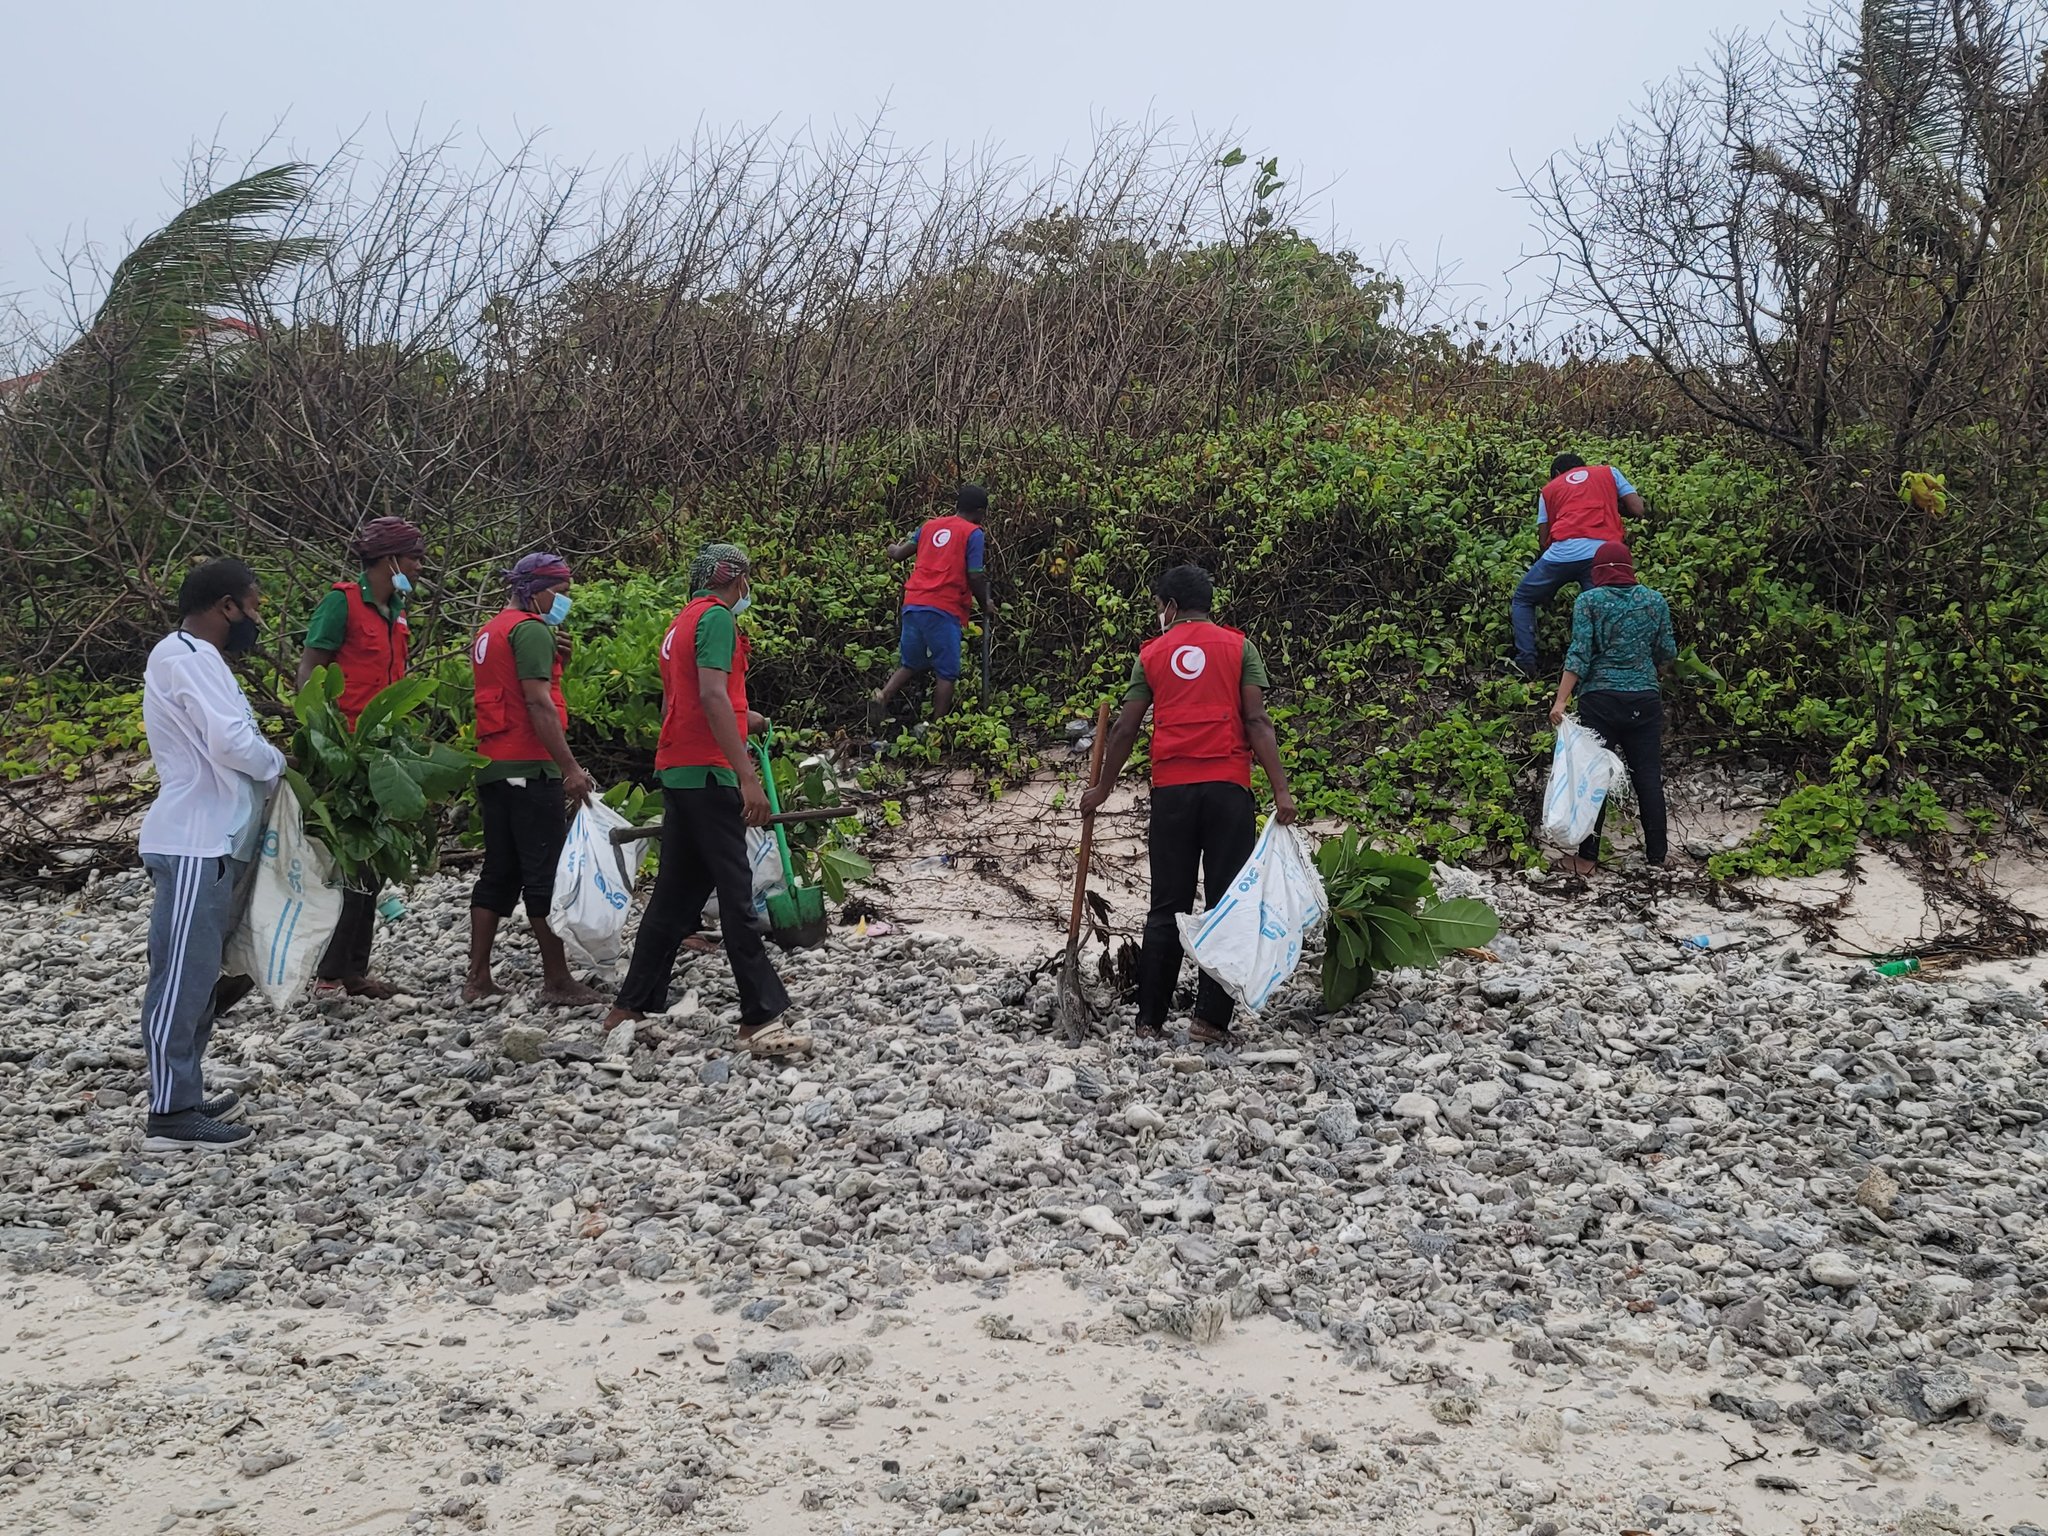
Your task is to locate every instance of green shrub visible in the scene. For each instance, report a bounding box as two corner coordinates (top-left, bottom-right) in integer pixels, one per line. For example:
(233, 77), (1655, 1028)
(287, 667), (483, 888)
(1707, 776), (1950, 881)
(1315, 829), (1501, 1008)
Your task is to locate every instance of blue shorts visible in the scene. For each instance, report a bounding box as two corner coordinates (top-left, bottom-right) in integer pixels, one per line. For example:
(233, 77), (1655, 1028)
(899, 607), (964, 680)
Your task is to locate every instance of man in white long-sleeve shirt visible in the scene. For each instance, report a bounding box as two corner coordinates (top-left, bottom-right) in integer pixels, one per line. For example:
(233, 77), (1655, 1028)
(137, 559), (285, 1152)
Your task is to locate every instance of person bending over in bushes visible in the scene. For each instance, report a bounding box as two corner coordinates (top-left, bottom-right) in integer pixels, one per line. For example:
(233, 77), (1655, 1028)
(1548, 539), (1676, 875)
(137, 558), (286, 1152)
(870, 483), (991, 729)
(601, 545), (810, 1058)
(296, 516), (425, 998)
(463, 552), (606, 1006)
(1512, 453), (1644, 678)
(1081, 563), (1296, 1049)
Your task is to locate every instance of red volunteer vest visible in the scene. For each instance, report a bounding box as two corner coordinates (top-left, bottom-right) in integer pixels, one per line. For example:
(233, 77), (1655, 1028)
(330, 580), (410, 728)
(654, 596), (750, 772)
(1140, 620), (1251, 788)
(470, 609), (566, 763)
(900, 515), (979, 623)
(1540, 465), (1627, 546)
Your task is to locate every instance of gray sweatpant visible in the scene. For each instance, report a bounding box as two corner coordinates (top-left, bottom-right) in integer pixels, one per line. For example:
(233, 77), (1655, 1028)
(140, 852), (246, 1115)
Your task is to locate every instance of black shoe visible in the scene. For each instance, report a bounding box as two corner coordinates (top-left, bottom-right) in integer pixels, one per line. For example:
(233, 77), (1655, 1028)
(200, 1087), (242, 1120)
(143, 1110), (255, 1153)
(209, 973), (256, 1020)
(1506, 657), (1538, 681)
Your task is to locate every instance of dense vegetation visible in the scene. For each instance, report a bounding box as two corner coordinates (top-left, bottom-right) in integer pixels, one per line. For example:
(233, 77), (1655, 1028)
(7, 401), (2040, 875)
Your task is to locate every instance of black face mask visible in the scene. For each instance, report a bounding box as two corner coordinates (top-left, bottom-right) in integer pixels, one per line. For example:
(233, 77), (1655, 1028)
(224, 607), (260, 656)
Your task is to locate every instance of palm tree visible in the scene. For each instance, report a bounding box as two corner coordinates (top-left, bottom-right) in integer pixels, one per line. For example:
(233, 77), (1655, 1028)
(27, 163), (324, 489)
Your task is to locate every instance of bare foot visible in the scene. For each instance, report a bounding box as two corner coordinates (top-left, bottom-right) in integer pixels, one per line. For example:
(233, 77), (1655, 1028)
(598, 1006), (644, 1031)
(681, 934), (719, 955)
(539, 979), (607, 1007)
(341, 975), (400, 999)
(1554, 854), (1600, 877)
(461, 975), (506, 1004)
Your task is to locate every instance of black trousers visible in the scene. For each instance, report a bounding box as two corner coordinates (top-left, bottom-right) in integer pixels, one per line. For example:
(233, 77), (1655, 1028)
(317, 886), (379, 982)
(1138, 781), (1258, 1030)
(471, 777), (569, 919)
(614, 785), (790, 1025)
(1578, 689), (1667, 866)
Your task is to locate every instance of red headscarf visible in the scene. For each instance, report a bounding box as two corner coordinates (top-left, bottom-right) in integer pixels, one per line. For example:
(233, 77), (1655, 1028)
(350, 517), (426, 562)
(1590, 539), (1637, 588)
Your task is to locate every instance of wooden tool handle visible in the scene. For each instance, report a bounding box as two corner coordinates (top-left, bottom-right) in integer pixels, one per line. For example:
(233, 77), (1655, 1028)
(608, 804), (854, 846)
(1065, 699), (1113, 947)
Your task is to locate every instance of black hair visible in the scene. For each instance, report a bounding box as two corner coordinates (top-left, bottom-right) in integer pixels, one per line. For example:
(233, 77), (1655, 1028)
(956, 483), (989, 516)
(1550, 453), (1586, 478)
(178, 558), (260, 617)
(1151, 563), (1214, 613)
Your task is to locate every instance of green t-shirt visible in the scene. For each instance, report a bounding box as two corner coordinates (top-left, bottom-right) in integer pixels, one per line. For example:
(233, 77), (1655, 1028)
(1564, 584), (1677, 695)
(1124, 620), (1271, 705)
(658, 596), (742, 790)
(476, 618), (566, 785)
(303, 575), (405, 652)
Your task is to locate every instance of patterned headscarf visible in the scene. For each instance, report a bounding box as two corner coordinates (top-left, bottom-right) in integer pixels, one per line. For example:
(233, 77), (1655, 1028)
(350, 517), (426, 562)
(505, 552), (573, 604)
(1590, 539), (1638, 588)
(689, 542), (751, 593)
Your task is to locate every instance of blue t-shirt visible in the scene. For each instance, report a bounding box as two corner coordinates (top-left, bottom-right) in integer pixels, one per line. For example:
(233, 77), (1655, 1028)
(1537, 468), (1636, 565)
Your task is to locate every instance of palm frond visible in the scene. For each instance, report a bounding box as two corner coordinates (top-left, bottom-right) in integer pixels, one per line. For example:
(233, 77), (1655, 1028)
(30, 164), (325, 481)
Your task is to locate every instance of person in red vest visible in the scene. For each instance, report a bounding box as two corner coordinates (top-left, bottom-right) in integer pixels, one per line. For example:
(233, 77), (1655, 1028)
(869, 483), (991, 728)
(1081, 564), (1297, 1048)
(462, 552), (606, 1006)
(295, 515), (424, 997)
(1511, 453), (1645, 678)
(599, 544), (808, 1057)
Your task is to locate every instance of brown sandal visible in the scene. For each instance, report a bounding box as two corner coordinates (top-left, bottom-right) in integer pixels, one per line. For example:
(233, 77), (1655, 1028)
(1188, 1020), (1232, 1047)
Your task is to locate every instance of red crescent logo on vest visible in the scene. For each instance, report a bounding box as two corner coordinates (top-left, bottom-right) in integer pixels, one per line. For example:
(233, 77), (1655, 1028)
(932, 527), (953, 548)
(472, 632), (490, 665)
(1171, 644), (1207, 681)
(661, 629), (675, 661)
(1566, 468), (1590, 485)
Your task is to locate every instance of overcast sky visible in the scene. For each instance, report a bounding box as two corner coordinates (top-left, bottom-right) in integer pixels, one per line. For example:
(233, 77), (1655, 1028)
(4, 0), (1797, 328)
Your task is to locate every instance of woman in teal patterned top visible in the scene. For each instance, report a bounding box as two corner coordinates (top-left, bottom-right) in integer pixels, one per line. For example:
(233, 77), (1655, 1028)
(1548, 540), (1676, 874)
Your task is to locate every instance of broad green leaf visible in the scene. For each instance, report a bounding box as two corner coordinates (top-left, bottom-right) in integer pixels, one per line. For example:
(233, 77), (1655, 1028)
(819, 846), (874, 885)
(1415, 897), (1502, 956)
(307, 728), (352, 782)
(1321, 951), (1371, 1010)
(367, 751), (428, 821)
(1674, 648), (1726, 687)
(293, 666), (347, 736)
(352, 675), (440, 738)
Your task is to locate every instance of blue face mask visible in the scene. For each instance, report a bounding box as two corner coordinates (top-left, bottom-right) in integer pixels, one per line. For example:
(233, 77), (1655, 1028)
(544, 592), (572, 627)
(391, 570), (414, 596)
(732, 593), (753, 616)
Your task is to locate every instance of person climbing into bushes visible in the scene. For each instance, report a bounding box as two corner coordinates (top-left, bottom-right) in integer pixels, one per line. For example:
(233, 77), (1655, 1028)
(1512, 453), (1645, 678)
(1080, 563), (1296, 1048)
(296, 516), (425, 998)
(1548, 539), (1676, 875)
(870, 483), (991, 728)
(600, 544), (809, 1058)
(462, 552), (607, 1007)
